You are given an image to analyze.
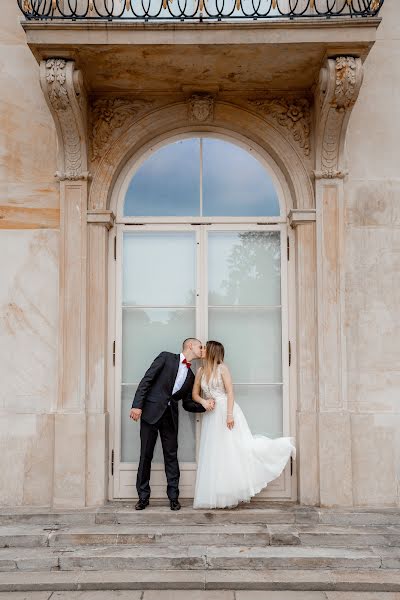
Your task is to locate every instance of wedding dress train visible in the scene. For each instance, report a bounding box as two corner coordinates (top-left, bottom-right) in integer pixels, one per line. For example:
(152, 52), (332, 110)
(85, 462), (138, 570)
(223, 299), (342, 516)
(193, 365), (295, 509)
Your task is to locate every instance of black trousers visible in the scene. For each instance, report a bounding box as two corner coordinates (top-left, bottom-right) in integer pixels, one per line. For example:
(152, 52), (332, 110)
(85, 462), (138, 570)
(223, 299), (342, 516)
(136, 406), (179, 501)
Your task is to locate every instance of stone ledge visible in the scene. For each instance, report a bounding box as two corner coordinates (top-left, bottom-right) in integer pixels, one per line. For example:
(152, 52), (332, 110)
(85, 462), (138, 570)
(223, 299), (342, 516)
(0, 569), (399, 592)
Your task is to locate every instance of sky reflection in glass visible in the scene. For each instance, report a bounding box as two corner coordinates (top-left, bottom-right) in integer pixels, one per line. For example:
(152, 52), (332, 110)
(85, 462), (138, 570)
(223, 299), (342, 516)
(124, 137), (280, 217)
(124, 138), (200, 216)
(202, 139), (279, 216)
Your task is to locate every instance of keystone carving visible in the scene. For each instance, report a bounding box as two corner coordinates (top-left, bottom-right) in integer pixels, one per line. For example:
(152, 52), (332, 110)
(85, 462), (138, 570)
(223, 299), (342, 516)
(188, 94), (214, 122)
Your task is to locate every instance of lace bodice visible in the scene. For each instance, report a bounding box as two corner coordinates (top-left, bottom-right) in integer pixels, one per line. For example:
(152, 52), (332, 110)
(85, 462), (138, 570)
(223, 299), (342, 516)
(200, 364), (227, 402)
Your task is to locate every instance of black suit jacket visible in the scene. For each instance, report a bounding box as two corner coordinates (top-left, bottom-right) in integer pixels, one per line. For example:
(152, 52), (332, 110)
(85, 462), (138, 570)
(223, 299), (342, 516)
(131, 351), (205, 426)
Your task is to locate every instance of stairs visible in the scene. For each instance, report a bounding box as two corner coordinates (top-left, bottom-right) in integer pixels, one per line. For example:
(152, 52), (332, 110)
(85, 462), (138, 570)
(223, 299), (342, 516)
(0, 502), (399, 592)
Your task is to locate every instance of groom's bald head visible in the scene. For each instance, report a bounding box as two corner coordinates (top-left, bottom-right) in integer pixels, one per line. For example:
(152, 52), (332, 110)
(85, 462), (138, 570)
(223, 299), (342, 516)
(182, 338), (201, 351)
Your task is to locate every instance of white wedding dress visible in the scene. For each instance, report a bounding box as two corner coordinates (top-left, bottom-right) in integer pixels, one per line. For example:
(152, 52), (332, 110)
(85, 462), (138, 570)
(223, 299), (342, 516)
(193, 365), (296, 509)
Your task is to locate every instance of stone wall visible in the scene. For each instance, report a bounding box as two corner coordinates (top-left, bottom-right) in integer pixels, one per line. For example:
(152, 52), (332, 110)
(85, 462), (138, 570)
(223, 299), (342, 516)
(345, 1), (400, 506)
(0, 4), (59, 505)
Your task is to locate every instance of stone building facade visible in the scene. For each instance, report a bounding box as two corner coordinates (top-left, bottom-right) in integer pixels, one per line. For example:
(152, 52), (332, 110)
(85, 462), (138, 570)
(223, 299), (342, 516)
(0, 0), (398, 509)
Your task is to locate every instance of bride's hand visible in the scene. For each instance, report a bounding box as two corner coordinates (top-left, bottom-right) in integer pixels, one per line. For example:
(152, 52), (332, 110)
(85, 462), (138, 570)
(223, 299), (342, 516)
(203, 399), (215, 411)
(227, 414), (234, 430)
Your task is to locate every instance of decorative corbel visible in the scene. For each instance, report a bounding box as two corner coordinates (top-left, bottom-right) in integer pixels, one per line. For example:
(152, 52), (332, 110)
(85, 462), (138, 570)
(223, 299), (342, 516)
(314, 56), (363, 180)
(40, 58), (89, 181)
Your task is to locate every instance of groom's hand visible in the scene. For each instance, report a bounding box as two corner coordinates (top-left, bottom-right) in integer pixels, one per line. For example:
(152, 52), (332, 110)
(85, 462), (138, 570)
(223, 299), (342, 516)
(130, 408), (142, 421)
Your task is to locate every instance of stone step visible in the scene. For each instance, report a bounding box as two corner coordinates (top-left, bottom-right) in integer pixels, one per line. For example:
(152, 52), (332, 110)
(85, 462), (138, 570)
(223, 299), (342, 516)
(2, 506), (400, 528)
(0, 506), (302, 527)
(0, 568), (400, 592)
(0, 544), (397, 571)
(1, 523), (400, 549)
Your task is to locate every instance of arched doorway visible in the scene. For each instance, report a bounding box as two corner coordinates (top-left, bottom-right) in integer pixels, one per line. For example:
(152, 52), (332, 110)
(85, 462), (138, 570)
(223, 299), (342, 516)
(110, 133), (296, 500)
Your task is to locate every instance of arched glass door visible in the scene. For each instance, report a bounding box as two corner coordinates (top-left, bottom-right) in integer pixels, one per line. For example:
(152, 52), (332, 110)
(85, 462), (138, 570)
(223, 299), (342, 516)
(112, 137), (293, 499)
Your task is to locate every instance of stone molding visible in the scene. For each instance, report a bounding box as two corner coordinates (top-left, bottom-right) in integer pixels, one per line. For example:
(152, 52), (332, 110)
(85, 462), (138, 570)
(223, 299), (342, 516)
(90, 97), (153, 162)
(314, 56), (363, 179)
(288, 208), (316, 228)
(40, 59), (88, 181)
(248, 97), (311, 158)
(188, 94), (215, 122)
(88, 101), (314, 211)
(87, 210), (116, 229)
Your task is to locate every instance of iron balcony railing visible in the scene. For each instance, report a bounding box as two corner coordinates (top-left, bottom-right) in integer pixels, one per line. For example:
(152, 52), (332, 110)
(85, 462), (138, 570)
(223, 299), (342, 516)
(18, 0), (384, 22)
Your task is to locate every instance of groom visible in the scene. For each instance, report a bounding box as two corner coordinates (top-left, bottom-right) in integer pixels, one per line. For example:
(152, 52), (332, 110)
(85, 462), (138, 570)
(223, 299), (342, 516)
(130, 338), (214, 511)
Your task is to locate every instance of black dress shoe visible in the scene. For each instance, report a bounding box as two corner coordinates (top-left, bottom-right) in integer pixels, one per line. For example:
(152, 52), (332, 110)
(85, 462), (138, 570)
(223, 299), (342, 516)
(170, 499), (181, 511)
(135, 499), (149, 510)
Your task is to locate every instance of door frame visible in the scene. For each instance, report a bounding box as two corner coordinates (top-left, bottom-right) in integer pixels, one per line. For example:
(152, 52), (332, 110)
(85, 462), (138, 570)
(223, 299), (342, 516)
(109, 220), (297, 501)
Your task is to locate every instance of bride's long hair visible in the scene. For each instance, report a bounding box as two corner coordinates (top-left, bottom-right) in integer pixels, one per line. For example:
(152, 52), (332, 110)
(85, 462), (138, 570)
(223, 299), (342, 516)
(203, 340), (225, 383)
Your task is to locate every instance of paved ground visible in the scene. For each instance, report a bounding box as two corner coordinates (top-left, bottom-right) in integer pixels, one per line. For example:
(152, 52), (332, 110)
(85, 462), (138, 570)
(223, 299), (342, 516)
(0, 592), (399, 599)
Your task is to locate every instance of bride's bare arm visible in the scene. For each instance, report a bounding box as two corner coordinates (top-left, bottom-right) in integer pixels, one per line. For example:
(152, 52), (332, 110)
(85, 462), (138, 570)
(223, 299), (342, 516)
(220, 364), (235, 429)
(192, 369), (214, 411)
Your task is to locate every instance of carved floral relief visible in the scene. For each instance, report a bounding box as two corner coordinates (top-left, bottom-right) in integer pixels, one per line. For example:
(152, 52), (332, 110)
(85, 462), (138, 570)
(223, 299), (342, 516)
(248, 97), (311, 158)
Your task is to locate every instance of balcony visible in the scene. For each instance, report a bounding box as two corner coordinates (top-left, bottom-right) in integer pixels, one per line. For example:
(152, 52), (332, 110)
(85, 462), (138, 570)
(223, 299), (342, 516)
(18, 1), (383, 97)
(19, 0), (383, 22)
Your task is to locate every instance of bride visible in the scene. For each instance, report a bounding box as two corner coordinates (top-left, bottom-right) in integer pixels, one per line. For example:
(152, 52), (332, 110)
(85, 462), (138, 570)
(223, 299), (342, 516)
(192, 340), (295, 509)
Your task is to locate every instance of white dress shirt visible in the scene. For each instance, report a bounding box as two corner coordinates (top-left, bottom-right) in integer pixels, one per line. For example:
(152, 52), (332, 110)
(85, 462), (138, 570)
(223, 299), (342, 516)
(172, 353), (190, 395)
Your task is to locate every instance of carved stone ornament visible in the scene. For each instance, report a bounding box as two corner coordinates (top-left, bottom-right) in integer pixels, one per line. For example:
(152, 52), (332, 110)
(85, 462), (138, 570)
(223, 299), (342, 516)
(188, 94), (214, 122)
(40, 59), (89, 181)
(248, 97), (311, 158)
(314, 56), (363, 179)
(90, 98), (152, 162)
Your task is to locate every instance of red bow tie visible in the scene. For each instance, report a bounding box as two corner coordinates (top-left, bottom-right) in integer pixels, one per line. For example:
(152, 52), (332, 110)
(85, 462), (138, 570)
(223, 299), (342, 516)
(182, 358), (191, 369)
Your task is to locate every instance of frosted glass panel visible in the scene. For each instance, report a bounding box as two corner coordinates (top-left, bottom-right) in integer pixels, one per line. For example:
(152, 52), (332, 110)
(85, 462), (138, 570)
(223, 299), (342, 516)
(203, 139), (280, 217)
(234, 384), (283, 438)
(122, 308), (196, 383)
(124, 139), (200, 216)
(121, 385), (196, 463)
(208, 231), (281, 306)
(208, 308), (282, 383)
(123, 232), (196, 306)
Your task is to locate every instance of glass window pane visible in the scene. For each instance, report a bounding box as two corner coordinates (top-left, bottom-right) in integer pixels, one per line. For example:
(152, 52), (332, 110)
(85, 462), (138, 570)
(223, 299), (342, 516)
(208, 307), (282, 383)
(202, 138), (280, 217)
(122, 308), (196, 383)
(123, 232), (196, 306)
(121, 385), (196, 463)
(234, 384), (283, 438)
(124, 139), (200, 217)
(208, 231), (281, 306)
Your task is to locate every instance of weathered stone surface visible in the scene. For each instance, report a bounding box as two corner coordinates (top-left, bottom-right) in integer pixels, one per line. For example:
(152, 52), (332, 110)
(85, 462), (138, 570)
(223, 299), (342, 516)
(298, 525), (400, 547)
(144, 592), (233, 600)
(326, 594), (400, 600)
(48, 524), (270, 548)
(0, 594), (51, 600)
(0, 570), (206, 591)
(95, 507), (297, 526)
(52, 593), (143, 599)
(236, 593), (326, 599)
(318, 511), (400, 527)
(0, 568), (400, 592)
(206, 546), (382, 570)
(58, 545), (207, 571)
(268, 525), (300, 546)
(374, 547), (400, 569)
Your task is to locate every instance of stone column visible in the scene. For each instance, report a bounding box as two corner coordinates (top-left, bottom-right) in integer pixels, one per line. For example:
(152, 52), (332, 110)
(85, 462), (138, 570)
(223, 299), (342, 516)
(40, 59), (90, 508)
(314, 57), (364, 506)
(288, 209), (319, 506)
(86, 210), (115, 506)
